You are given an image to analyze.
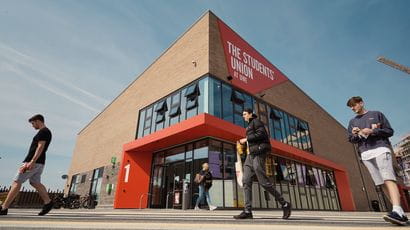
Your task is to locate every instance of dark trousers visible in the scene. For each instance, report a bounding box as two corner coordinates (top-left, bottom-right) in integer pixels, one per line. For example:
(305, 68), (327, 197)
(243, 153), (286, 212)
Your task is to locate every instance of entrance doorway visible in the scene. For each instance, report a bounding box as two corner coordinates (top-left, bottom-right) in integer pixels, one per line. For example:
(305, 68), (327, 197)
(164, 161), (184, 208)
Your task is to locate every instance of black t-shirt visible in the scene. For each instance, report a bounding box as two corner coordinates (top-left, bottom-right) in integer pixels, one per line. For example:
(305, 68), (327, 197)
(23, 127), (52, 164)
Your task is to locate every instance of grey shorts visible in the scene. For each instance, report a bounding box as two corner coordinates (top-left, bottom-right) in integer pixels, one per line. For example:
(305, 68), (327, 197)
(362, 152), (396, 186)
(14, 163), (44, 184)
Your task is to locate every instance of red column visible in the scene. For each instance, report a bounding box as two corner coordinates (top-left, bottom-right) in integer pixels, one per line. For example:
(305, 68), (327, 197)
(114, 150), (152, 209)
(334, 170), (356, 211)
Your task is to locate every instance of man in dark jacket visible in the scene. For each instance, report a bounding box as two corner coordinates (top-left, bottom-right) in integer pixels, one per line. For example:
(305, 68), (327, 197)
(234, 108), (291, 220)
(347, 96), (408, 226)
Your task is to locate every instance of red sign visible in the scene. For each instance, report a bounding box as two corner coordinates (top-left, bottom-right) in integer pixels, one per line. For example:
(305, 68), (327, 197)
(217, 19), (288, 94)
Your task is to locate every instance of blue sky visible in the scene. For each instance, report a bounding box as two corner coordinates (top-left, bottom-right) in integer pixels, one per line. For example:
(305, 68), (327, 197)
(0, 0), (409, 190)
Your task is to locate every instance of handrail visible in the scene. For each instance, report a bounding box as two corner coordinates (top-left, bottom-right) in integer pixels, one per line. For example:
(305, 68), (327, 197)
(139, 193), (151, 209)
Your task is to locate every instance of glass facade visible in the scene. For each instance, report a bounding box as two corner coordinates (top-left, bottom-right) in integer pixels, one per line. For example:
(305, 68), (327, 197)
(136, 75), (314, 153)
(148, 138), (340, 210)
(90, 167), (104, 201)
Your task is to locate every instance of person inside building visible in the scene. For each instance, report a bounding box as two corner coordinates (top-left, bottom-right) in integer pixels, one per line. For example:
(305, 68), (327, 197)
(347, 96), (408, 225)
(194, 163), (217, 211)
(0, 114), (54, 216)
(234, 108), (291, 220)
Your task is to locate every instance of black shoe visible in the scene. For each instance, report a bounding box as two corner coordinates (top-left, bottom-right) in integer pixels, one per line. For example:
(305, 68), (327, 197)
(383, 211), (408, 226)
(38, 201), (54, 216)
(282, 201), (291, 219)
(233, 211), (253, 219)
(0, 207), (8, 215)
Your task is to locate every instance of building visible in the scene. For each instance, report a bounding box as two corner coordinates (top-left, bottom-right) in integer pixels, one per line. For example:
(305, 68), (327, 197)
(66, 11), (396, 211)
(395, 134), (410, 187)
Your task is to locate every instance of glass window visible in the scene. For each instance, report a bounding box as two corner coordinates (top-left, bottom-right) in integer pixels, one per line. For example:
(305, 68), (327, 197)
(243, 93), (253, 112)
(80, 174), (86, 183)
(169, 92), (181, 125)
(185, 83), (199, 98)
(325, 171), (336, 189)
(180, 88), (187, 121)
(69, 174), (80, 194)
(208, 140), (222, 179)
(137, 109), (145, 138)
(198, 77), (207, 114)
(282, 114), (292, 146)
(223, 143), (236, 180)
(269, 108), (283, 141)
(163, 97), (171, 129)
(90, 167), (104, 201)
(143, 106), (153, 136)
(153, 152), (165, 165)
(155, 100), (167, 113)
(186, 97), (198, 110)
(231, 90), (245, 104)
(222, 83), (233, 122)
(186, 82), (200, 115)
(165, 146), (185, 164)
(305, 166), (317, 186)
(223, 143), (236, 208)
(256, 101), (269, 131)
(296, 163), (306, 185)
(156, 113), (166, 124)
(209, 78), (222, 119)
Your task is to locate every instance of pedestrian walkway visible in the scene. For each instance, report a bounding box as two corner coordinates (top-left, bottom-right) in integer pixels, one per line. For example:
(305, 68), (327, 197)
(0, 209), (408, 229)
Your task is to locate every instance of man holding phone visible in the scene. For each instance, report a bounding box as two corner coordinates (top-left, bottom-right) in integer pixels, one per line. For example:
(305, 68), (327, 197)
(347, 96), (408, 225)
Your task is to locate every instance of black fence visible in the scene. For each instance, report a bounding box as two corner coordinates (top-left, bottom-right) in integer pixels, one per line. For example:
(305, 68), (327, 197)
(0, 186), (64, 209)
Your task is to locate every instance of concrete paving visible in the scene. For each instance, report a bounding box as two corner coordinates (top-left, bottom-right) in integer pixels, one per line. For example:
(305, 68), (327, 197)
(0, 208), (408, 229)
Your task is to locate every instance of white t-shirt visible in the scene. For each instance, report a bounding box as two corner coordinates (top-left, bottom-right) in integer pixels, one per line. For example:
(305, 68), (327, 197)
(361, 146), (391, 161)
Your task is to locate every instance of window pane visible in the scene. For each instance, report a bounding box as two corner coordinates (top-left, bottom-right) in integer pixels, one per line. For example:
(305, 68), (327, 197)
(155, 100), (167, 112)
(180, 88), (187, 121)
(155, 113), (165, 123)
(198, 77), (207, 114)
(137, 109), (145, 138)
(144, 106), (153, 129)
(163, 97), (171, 129)
(209, 140), (222, 179)
(231, 90), (245, 104)
(165, 146), (185, 164)
(209, 78), (222, 118)
(185, 83), (199, 97)
(243, 93), (253, 112)
(222, 83), (233, 122)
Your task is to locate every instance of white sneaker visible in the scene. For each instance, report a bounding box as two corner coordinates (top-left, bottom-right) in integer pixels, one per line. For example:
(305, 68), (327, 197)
(194, 206), (200, 210)
(209, 205), (217, 211)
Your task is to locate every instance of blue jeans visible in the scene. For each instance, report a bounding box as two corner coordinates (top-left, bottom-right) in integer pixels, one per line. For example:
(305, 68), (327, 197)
(195, 185), (212, 207)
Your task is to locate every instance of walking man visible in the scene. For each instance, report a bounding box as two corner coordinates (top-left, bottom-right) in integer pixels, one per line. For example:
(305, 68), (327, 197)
(234, 108), (291, 219)
(347, 96), (408, 225)
(194, 163), (217, 211)
(0, 114), (54, 216)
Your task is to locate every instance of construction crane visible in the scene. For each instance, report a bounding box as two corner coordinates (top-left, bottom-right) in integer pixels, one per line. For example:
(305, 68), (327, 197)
(377, 56), (410, 75)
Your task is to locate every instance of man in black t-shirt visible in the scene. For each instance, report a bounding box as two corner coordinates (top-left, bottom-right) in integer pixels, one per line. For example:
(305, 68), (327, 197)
(0, 114), (54, 216)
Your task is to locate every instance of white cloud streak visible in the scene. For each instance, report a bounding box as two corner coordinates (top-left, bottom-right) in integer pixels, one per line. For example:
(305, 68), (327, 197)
(0, 42), (109, 106)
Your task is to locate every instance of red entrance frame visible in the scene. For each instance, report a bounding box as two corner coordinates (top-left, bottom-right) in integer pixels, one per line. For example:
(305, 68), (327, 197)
(114, 113), (356, 211)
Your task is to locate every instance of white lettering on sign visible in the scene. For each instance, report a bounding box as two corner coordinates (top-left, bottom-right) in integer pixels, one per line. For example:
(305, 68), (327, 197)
(226, 41), (275, 83)
(124, 164), (130, 183)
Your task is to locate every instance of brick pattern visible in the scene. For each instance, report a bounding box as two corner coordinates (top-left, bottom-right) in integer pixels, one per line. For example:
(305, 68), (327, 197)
(66, 13), (210, 193)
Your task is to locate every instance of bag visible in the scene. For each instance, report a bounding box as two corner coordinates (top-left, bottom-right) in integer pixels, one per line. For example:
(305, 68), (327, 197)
(235, 152), (244, 187)
(194, 173), (204, 184)
(236, 141), (247, 155)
